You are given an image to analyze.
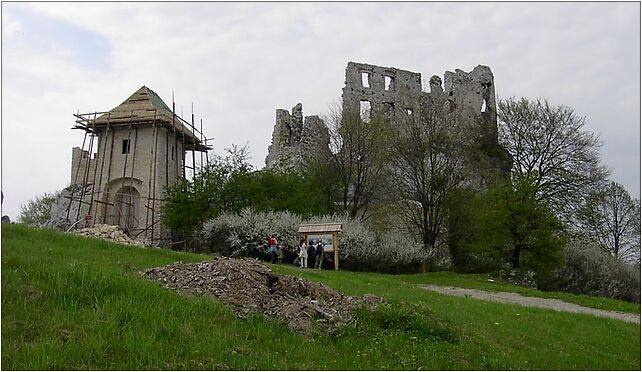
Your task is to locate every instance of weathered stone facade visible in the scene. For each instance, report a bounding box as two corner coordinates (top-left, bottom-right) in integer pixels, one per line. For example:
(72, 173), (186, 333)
(265, 103), (332, 172)
(265, 61), (509, 184)
(48, 86), (209, 246)
(342, 61), (423, 122)
(342, 62), (508, 185)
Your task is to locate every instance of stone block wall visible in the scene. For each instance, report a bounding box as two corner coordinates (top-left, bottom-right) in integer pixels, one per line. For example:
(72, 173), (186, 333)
(342, 61), (423, 122)
(265, 104), (332, 172)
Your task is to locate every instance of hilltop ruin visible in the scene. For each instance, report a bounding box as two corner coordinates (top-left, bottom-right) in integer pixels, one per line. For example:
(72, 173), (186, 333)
(265, 61), (510, 183)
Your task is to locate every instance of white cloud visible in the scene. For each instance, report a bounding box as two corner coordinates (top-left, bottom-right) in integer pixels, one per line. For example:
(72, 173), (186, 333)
(1, 2), (639, 220)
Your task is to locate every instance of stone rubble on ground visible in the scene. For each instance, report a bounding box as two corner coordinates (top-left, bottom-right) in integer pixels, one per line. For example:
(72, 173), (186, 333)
(142, 257), (380, 335)
(73, 224), (145, 247)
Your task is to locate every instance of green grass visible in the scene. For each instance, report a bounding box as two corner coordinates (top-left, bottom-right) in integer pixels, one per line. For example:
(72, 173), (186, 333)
(2, 223), (640, 370)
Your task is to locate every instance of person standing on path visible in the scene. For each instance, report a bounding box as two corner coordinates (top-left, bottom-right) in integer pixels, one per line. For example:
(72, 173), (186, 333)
(268, 234), (278, 264)
(315, 240), (324, 269)
(298, 238), (308, 268)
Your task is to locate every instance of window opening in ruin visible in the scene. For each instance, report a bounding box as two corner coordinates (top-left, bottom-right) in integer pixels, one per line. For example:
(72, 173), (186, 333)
(406, 108), (413, 116)
(360, 100), (371, 122)
(361, 72), (371, 88)
(481, 98), (487, 113)
(383, 102), (394, 118)
(122, 139), (130, 154)
(384, 76), (394, 91)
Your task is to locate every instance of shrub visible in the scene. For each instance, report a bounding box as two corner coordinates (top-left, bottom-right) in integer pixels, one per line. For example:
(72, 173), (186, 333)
(199, 208), (430, 273)
(19, 190), (61, 227)
(555, 238), (640, 303)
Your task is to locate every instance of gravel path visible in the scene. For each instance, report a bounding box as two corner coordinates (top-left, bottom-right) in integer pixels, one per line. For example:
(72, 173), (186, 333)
(419, 284), (640, 324)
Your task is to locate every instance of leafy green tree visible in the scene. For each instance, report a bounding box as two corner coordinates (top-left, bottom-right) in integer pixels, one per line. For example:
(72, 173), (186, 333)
(488, 177), (566, 274)
(223, 169), (336, 216)
(447, 188), (508, 273)
(162, 145), (337, 241)
(162, 146), (252, 238)
(19, 190), (61, 226)
(448, 177), (566, 280)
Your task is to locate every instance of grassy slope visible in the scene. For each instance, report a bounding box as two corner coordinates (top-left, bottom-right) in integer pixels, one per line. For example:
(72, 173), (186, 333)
(2, 224), (640, 370)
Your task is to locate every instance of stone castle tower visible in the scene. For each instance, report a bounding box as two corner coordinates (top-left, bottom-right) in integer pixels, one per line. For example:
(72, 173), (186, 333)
(61, 86), (209, 244)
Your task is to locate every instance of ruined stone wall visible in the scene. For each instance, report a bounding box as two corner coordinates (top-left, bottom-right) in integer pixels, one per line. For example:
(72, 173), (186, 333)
(342, 61), (423, 122)
(341, 61), (509, 186)
(265, 61), (510, 184)
(71, 147), (98, 186)
(265, 103), (332, 172)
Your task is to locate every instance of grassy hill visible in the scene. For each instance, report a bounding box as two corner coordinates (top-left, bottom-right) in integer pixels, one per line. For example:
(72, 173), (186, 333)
(2, 223), (640, 370)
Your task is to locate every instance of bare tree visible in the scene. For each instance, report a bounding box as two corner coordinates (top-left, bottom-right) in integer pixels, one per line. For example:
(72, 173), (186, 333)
(388, 103), (466, 253)
(577, 181), (641, 263)
(497, 98), (608, 216)
(325, 103), (392, 221)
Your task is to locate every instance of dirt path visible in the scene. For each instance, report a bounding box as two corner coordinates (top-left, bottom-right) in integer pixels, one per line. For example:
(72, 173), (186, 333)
(418, 284), (640, 324)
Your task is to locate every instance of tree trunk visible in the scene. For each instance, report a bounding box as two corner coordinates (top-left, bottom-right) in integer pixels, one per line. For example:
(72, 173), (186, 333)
(420, 261), (429, 273)
(511, 245), (521, 268)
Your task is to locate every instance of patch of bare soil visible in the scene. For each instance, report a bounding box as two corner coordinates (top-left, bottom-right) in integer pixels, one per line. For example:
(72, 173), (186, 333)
(419, 285), (640, 324)
(142, 257), (380, 335)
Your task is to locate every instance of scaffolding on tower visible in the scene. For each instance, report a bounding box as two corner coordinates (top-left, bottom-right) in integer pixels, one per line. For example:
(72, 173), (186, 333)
(64, 86), (212, 246)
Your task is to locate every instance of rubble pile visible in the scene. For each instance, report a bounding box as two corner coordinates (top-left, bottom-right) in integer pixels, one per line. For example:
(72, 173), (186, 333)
(142, 257), (380, 334)
(74, 224), (144, 246)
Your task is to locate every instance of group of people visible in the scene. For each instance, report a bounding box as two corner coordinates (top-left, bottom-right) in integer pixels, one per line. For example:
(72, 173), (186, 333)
(264, 234), (325, 269)
(297, 238), (325, 269)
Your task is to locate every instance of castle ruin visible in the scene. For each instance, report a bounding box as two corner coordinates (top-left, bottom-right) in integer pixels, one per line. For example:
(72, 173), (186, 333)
(266, 61), (510, 183)
(264, 103), (332, 172)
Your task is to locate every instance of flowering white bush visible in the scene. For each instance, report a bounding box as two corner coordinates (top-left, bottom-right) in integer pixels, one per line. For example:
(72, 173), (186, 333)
(199, 208), (430, 272)
(200, 208), (301, 257)
(555, 238), (640, 303)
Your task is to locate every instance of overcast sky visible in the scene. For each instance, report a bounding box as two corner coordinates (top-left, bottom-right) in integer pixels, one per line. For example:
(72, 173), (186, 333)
(1, 1), (640, 220)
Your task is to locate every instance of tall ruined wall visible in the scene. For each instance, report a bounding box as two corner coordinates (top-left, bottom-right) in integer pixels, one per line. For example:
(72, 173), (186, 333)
(265, 61), (509, 182)
(265, 103), (332, 172)
(342, 62), (423, 122)
(428, 65), (509, 185)
(71, 147), (98, 186)
(341, 61), (509, 186)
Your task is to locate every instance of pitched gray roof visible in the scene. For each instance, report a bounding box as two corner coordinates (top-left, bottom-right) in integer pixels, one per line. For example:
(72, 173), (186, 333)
(91, 86), (209, 151)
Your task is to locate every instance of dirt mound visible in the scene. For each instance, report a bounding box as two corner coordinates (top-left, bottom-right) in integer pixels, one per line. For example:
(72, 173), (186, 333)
(142, 257), (380, 335)
(74, 224), (144, 246)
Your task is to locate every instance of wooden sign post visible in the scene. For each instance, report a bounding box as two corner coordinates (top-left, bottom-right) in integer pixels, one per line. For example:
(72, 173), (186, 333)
(298, 223), (342, 271)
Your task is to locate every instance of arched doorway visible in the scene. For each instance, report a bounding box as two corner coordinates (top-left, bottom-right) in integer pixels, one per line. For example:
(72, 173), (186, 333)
(114, 186), (140, 234)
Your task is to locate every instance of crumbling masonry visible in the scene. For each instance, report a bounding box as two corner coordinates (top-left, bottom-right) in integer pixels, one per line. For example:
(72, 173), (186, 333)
(266, 61), (510, 183)
(265, 103), (332, 172)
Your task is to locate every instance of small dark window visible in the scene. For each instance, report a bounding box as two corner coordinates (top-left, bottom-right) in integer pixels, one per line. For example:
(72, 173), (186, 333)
(122, 139), (130, 154)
